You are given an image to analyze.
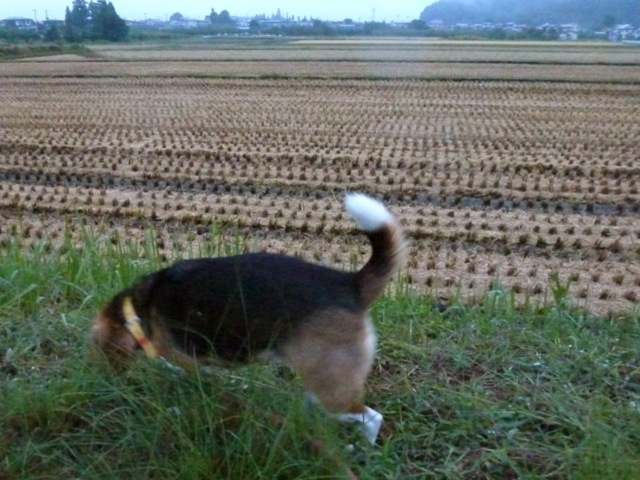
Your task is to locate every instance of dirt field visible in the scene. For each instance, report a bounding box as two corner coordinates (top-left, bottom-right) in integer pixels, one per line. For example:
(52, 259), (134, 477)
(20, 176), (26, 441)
(1, 40), (639, 315)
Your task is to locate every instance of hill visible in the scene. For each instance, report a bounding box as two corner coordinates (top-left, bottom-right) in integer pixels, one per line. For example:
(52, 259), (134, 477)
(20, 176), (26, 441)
(420, 0), (640, 29)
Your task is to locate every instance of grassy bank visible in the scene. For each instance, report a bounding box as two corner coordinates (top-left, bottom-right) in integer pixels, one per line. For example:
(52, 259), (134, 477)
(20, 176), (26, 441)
(1, 223), (639, 479)
(0, 43), (92, 60)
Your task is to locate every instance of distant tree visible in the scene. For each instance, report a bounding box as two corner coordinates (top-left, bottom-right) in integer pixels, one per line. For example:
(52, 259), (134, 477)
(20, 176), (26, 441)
(209, 9), (234, 26)
(64, 0), (127, 41)
(169, 12), (184, 22)
(89, 0), (128, 41)
(363, 21), (392, 36)
(249, 19), (260, 33)
(44, 23), (62, 42)
(409, 19), (427, 30)
(64, 0), (90, 41)
(521, 26), (543, 40)
(312, 19), (334, 35)
(545, 27), (559, 40)
(208, 8), (235, 31)
(218, 10), (233, 24)
(488, 27), (506, 39)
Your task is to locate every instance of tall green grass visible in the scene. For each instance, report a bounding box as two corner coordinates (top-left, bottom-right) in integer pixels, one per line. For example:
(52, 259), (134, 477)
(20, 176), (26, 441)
(1, 222), (639, 479)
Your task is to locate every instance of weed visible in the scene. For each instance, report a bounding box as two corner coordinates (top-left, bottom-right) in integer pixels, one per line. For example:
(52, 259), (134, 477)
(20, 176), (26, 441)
(1, 222), (639, 479)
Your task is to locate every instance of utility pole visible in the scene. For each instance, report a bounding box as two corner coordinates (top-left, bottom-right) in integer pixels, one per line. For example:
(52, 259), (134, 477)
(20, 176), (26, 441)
(33, 9), (38, 22)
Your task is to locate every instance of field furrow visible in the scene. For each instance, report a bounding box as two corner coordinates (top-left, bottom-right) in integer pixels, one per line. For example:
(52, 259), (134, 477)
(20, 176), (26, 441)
(1, 54), (639, 316)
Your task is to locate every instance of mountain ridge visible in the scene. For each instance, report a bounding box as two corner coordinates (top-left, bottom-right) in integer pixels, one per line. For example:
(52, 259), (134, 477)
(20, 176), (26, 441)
(419, 0), (640, 29)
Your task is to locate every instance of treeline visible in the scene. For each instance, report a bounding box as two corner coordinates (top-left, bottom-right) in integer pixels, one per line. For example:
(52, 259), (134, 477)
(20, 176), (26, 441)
(64, 0), (127, 42)
(246, 20), (572, 40)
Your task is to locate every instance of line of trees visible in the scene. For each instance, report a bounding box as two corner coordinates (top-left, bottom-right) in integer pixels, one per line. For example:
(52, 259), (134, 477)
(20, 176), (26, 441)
(64, 0), (127, 41)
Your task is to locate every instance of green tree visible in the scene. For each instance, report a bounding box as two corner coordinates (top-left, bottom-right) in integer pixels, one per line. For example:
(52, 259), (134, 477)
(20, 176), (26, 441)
(44, 23), (62, 42)
(89, 0), (128, 41)
(409, 19), (427, 30)
(311, 19), (334, 35)
(249, 19), (260, 33)
(488, 27), (507, 39)
(209, 8), (234, 26)
(64, 0), (126, 41)
(208, 8), (236, 32)
(169, 12), (184, 22)
(64, 0), (90, 41)
(218, 10), (233, 24)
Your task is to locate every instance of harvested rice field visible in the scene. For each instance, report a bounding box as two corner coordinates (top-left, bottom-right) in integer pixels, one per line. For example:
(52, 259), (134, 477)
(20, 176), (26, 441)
(1, 39), (639, 316)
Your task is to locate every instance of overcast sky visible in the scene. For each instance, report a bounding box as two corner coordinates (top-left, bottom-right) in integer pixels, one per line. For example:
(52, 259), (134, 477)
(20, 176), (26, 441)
(2, 1), (436, 22)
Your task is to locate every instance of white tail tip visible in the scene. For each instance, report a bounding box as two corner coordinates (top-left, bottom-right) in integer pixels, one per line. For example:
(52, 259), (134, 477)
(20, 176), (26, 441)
(344, 193), (394, 232)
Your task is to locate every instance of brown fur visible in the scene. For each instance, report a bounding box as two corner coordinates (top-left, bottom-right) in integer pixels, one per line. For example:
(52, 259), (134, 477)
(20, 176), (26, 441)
(91, 194), (406, 420)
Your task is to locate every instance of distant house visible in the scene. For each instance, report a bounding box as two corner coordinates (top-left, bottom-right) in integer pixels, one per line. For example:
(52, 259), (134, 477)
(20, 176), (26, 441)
(259, 19), (285, 28)
(537, 22), (556, 31)
(336, 22), (358, 31)
(234, 18), (251, 31)
(559, 32), (578, 41)
(140, 18), (168, 28)
(504, 22), (526, 33)
(168, 18), (208, 29)
(428, 19), (445, 31)
(559, 23), (580, 41)
(0, 17), (39, 33)
(607, 24), (636, 42)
